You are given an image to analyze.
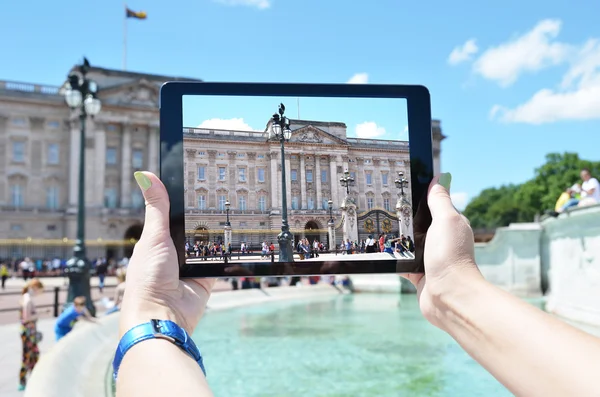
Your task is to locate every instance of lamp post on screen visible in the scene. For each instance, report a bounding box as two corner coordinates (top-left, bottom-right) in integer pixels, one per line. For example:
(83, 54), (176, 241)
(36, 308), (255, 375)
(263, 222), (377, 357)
(224, 199), (232, 258)
(339, 169), (354, 198)
(395, 171), (409, 198)
(327, 199), (335, 253)
(263, 103), (294, 262)
(62, 57), (102, 316)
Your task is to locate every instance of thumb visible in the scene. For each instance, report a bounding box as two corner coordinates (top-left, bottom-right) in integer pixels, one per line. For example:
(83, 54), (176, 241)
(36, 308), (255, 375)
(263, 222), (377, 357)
(133, 171), (171, 237)
(427, 173), (458, 219)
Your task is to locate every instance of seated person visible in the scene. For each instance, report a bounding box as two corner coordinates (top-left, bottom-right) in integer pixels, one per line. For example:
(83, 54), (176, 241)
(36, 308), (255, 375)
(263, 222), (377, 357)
(555, 184), (580, 213)
(560, 168), (600, 212)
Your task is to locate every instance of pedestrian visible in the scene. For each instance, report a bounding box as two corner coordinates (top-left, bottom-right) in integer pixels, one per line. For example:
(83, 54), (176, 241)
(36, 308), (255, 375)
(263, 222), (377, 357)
(0, 262), (9, 289)
(18, 278), (44, 391)
(54, 296), (98, 341)
(96, 258), (108, 293)
(106, 267), (127, 315)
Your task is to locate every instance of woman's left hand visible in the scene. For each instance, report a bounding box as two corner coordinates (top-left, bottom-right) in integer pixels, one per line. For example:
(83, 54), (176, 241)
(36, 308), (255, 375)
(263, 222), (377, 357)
(119, 172), (215, 336)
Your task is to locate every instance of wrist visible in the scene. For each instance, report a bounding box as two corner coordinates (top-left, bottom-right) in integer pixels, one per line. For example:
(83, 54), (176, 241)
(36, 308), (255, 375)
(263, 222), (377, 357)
(119, 294), (185, 338)
(428, 265), (488, 332)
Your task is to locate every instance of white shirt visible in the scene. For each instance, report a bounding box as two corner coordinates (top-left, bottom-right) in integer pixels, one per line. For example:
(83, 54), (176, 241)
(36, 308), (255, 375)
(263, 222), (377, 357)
(581, 178), (600, 202)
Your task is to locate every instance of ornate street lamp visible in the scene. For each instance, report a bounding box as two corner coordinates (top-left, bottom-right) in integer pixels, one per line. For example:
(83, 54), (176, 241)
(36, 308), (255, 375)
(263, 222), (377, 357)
(225, 199), (231, 226)
(263, 103), (294, 262)
(62, 57), (101, 316)
(395, 171), (409, 197)
(339, 169), (354, 197)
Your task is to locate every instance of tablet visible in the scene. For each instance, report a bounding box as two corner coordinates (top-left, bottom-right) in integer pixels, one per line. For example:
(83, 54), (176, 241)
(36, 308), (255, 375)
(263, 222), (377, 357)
(159, 82), (434, 278)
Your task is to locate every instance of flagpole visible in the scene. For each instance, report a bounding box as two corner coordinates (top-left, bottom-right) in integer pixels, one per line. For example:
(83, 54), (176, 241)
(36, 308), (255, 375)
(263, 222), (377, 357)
(123, 2), (127, 70)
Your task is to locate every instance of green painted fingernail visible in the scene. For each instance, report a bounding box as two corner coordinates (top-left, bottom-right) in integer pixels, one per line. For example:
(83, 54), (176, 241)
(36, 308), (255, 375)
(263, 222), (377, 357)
(134, 172), (152, 191)
(438, 173), (452, 191)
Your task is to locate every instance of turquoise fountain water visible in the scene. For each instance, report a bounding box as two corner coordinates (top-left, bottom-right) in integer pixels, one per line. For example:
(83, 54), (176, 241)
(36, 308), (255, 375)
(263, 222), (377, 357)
(193, 293), (516, 397)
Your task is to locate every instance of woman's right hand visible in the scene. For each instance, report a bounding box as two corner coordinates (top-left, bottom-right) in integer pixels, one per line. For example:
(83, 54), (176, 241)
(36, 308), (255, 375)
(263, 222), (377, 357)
(402, 173), (484, 330)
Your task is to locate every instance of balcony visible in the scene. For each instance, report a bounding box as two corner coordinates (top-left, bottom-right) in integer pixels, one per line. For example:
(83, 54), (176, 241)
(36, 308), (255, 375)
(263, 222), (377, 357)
(0, 205), (65, 214)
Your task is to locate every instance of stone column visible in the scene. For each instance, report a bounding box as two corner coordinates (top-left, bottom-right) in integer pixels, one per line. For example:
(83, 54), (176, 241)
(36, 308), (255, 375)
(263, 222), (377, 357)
(329, 155), (338, 207)
(355, 157), (365, 209)
(300, 154), (306, 209)
(120, 126), (132, 208)
(148, 127), (159, 175)
(315, 155), (322, 209)
(327, 219), (336, 251)
(340, 198), (358, 243)
(396, 197), (414, 239)
(247, 152), (257, 209)
(208, 150), (217, 208)
(269, 151), (279, 210)
(227, 151), (237, 208)
(94, 125), (106, 207)
(68, 118), (80, 208)
(285, 153), (292, 211)
(373, 158), (382, 207)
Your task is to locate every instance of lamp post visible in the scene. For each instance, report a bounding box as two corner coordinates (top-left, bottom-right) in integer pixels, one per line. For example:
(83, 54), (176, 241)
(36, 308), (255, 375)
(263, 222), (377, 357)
(327, 199), (335, 252)
(62, 58), (101, 316)
(339, 169), (354, 197)
(394, 171), (409, 197)
(264, 103), (294, 262)
(225, 199), (231, 226)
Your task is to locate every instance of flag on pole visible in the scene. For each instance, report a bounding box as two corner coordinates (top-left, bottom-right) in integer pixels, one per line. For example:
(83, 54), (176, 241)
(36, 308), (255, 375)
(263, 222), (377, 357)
(126, 7), (147, 19)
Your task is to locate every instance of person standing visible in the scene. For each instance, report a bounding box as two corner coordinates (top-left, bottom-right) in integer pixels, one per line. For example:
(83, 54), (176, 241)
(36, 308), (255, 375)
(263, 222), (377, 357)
(18, 278), (44, 391)
(0, 262), (9, 289)
(96, 258), (108, 293)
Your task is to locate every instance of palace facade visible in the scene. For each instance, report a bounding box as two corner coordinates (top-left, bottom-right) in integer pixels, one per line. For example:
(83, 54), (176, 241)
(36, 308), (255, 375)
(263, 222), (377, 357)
(0, 64), (445, 260)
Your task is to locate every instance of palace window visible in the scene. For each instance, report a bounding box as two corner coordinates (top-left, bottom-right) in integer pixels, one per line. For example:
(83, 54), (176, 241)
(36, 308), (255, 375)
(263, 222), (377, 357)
(383, 198), (390, 211)
(218, 195), (227, 210)
(11, 184), (24, 207)
(197, 195), (206, 210)
(367, 197), (374, 210)
(291, 169), (298, 181)
(382, 173), (389, 185)
(322, 198), (329, 209)
(237, 153), (245, 158)
(12, 141), (25, 163)
(321, 170), (327, 183)
(218, 167), (226, 181)
(104, 188), (118, 208)
(132, 190), (144, 209)
(12, 117), (26, 126)
(106, 147), (117, 165)
(307, 197), (314, 210)
(239, 168), (246, 182)
(132, 149), (144, 169)
(46, 186), (59, 209)
(257, 168), (265, 182)
(258, 196), (267, 211)
(306, 170), (313, 183)
(197, 166), (206, 180)
(365, 159), (372, 164)
(47, 143), (60, 165)
(365, 172), (372, 185)
(47, 121), (60, 129)
(257, 154), (265, 159)
(238, 195), (247, 211)
(350, 171), (356, 180)
(198, 151), (206, 156)
(292, 196), (299, 210)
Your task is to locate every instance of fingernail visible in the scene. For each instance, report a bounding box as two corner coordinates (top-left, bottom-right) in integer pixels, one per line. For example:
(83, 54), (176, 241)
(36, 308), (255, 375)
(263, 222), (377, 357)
(134, 172), (152, 192)
(438, 173), (452, 191)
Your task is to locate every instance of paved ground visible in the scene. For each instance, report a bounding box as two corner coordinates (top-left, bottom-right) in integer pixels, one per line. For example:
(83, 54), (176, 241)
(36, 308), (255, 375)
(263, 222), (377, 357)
(0, 277), (234, 396)
(185, 251), (413, 264)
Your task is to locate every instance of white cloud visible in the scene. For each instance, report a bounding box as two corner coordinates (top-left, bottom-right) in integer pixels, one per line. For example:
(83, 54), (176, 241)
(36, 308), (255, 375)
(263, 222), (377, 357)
(347, 73), (369, 84)
(490, 37), (600, 124)
(212, 0), (270, 9)
(448, 39), (479, 65)
(197, 118), (255, 131)
(355, 122), (386, 138)
(473, 19), (572, 87)
(451, 192), (469, 211)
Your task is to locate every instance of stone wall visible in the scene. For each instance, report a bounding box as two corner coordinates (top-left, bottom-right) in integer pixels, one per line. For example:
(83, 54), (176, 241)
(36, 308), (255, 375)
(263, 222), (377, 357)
(474, 223), (543, 297)
(543, 204), (600, 327)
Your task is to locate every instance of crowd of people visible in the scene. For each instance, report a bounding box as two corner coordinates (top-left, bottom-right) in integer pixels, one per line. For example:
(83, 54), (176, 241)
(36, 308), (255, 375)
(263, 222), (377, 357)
(338, 233), (415, 257)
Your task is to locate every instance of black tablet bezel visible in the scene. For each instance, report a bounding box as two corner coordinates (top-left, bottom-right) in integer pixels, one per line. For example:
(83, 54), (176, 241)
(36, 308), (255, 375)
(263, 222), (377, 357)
(159, 82), (434, 278)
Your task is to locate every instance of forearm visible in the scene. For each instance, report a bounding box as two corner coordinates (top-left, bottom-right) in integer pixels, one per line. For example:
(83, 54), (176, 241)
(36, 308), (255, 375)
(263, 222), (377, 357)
(117, 338), (212, 397)
(436, 274), (600, 396)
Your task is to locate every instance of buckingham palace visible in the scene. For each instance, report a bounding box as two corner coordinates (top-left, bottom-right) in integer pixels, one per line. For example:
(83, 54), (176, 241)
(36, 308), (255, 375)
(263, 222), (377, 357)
(0, 63), (445, 260)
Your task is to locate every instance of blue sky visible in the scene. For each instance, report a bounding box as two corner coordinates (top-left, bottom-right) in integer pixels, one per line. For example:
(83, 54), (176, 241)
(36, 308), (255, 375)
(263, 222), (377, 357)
(183, 95), (409, 140)
(2, 0), (600, 210)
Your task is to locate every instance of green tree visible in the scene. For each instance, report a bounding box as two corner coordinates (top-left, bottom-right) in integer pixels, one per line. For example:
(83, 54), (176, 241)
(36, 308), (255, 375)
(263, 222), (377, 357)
(463, 153), (600, 229)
